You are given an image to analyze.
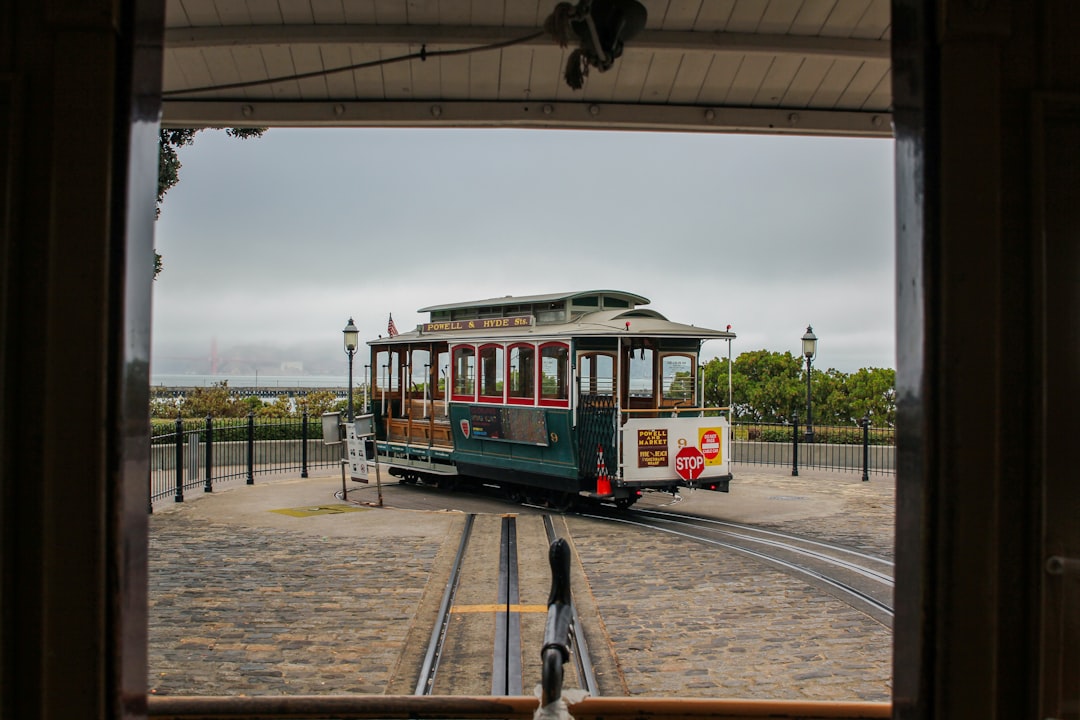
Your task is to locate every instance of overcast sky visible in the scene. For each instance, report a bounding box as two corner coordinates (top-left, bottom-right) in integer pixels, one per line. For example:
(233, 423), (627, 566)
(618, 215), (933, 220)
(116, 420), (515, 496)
(151, 127), (895, 378)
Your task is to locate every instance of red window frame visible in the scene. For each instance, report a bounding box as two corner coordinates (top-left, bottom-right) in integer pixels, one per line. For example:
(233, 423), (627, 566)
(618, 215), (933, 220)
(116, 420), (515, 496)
(450, 345), (476, 403)
(539, 342), (570, 408)
(506, 343), (536, 406)
(477, 343), (505, 404)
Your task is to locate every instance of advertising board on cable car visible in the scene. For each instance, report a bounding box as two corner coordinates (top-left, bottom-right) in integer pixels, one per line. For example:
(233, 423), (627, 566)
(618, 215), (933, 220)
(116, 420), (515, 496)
(621, 416), (730, 483)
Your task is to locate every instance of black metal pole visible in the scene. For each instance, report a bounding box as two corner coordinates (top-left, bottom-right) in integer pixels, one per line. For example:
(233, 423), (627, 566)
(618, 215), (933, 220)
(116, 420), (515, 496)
(791, 411), (799, 477)
(174, 414), (184, 502)
(804, 355), (814, 443)
(301, 410), (309, 478)
(204, 414), (213, 493)
(347, 349), (355, 423)
(861, 414), (870, 481)
(246, 411), (255, 484)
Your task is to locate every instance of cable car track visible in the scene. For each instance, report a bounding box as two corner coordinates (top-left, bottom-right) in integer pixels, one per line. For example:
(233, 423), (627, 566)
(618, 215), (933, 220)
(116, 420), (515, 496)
(634, 509), (895, 587)
(415, 513), (598, 697)
(578, 509), (894, 625)
(415, 514), (475, 695)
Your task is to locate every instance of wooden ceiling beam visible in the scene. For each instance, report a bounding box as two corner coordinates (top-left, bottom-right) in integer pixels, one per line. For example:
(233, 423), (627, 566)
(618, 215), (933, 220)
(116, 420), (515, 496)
(162, 99), (893, 137)
(165, 24), (889, 62)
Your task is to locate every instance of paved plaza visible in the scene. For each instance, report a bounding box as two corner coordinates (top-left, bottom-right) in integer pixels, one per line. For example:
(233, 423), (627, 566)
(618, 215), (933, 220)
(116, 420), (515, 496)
(148, 466), (895, 701)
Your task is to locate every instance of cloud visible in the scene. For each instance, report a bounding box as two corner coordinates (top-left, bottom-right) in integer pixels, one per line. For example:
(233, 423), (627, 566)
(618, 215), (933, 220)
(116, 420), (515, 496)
(152, 128), (895, 375)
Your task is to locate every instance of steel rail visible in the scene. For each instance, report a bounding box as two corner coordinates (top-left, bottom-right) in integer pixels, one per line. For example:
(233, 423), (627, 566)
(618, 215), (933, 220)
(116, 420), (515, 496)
(492, 516), (523, 695)
(634, 512), (893, 586)
(415, 513), (475, 695)
(634, 509), (894, 568)
(542, 515), (600, 697)
(579, 513), (894, 618)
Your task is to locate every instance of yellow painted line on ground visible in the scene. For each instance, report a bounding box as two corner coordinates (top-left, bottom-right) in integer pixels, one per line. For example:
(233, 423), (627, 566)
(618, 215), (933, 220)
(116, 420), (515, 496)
(270, 505), (367, 517)
(451, 604), (549, 614)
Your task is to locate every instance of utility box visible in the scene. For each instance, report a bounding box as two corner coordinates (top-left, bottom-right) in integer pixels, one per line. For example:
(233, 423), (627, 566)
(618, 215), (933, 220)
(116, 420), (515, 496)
(321, 412), (342, 444)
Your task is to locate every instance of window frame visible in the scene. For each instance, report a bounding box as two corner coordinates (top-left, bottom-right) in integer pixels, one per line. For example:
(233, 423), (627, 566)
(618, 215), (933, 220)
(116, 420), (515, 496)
(506, 342), (537, 405)
(450, 344), (477, 402)
(477, 343), (505, 404)
(538, 341), (571, 408)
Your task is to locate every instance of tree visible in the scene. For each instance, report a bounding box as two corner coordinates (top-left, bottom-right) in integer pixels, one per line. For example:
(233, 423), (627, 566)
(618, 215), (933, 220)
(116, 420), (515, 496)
(730, 349), (804, 423)
(155, 127), (265, 277)
(259, 395), (295, 418)
(177, 381), (242, 417)
(296, 390), (339, 418)
(844, 367), (897, 426)
(703, 350), (897, 427)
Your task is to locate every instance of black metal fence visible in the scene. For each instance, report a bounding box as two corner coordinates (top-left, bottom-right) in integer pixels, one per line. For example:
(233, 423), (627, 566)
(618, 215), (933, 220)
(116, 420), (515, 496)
(149, 412), (342, 509)
(730, 417), (895, 478)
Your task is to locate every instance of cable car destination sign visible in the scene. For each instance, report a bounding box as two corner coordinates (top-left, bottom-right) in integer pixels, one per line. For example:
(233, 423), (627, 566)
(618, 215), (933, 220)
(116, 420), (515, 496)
(423, 315), (532, 333)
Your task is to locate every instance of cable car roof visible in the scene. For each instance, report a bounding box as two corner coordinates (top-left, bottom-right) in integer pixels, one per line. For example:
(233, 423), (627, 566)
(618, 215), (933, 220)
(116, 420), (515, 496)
(369, 308), (735, 345)
(418, 290), (649, 313)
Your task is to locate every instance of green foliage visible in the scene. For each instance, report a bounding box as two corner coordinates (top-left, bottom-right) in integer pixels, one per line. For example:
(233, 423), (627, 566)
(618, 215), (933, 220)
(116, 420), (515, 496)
(703, 351), (896, 427)
(172, 381), (244, 418)
(150, 386), (355, 421)
(258, 395), (294, 417)
(745, 425), (794, 442)
(238, 395), (264, 414)
(732, 349), (804, 423)
(150, 415), (323, 445)
(296, 390), (339, 417)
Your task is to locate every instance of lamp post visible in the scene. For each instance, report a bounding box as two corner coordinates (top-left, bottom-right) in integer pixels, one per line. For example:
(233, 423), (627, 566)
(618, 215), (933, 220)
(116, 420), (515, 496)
(343, 318), (358, 422)
(801, 325), (817, 443)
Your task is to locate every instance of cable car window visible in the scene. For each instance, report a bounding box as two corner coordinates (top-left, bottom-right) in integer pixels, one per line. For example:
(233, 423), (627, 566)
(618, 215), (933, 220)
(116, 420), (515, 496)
(451, 345), (475, 400)
(479, 344), (504, 402)
(579, 352), (614, 396)
(661, 354), (695, 402)
(434, 350), (449, 400)
(540, 342), (569, 406)
(628, 345), (654, 400)
(508, 343), (535, 404)
(375, 350), (399, 391)
(410, 348), (430, 392)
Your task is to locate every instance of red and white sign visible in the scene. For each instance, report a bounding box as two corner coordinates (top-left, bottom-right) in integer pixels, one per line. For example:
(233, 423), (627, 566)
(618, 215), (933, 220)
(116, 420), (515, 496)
(699, 429), (721, 461)
(459, 419), (471, 439)
(674, 445), (705, 481)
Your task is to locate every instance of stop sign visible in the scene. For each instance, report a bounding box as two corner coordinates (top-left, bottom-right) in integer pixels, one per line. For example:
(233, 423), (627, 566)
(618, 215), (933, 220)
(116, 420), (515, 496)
(700, 430), (721, 461)
(674, 445), (705, 481)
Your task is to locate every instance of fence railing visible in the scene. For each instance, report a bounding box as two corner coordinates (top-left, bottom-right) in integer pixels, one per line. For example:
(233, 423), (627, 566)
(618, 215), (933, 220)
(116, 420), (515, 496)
(150, 413), (896, 510)
(730, 417), (895, 478)
(149, 412), (342, 509)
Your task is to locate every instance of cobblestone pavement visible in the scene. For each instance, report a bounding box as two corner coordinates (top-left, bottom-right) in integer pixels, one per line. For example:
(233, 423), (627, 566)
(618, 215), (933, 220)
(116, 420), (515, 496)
(148, 467), (894, 702)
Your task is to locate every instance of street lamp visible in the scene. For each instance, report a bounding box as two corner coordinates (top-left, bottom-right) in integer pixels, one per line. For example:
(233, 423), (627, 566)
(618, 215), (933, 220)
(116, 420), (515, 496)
(343, 318), (359, 422)
(801, 325), (818, 443)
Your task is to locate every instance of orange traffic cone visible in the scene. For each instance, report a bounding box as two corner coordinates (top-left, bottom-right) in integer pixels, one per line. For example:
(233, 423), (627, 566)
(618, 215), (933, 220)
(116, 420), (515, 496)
(596, 444), (612, 495)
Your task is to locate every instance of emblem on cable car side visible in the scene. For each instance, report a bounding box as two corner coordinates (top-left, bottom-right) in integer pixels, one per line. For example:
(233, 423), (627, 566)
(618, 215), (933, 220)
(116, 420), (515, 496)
(460, 419), (471, 439)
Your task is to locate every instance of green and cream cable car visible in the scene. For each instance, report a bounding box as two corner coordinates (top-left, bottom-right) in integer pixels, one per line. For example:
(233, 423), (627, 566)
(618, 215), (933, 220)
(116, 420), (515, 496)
(367, 290), (734, 510)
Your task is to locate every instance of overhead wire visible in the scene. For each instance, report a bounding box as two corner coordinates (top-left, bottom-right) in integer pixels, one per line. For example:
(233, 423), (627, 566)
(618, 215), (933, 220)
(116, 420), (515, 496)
(162, 30), (547, 97)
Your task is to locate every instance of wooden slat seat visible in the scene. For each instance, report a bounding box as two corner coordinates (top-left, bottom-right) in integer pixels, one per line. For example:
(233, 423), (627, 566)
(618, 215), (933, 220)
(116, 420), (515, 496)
(386, 415), (452, 447)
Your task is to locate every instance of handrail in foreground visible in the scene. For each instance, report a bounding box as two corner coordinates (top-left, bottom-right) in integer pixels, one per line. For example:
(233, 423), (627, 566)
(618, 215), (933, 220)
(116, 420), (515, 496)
(147, 695), (891, 719)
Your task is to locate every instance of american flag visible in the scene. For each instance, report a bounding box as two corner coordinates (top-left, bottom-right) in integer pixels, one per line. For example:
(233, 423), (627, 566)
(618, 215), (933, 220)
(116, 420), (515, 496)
(387, 314), (398, 337)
